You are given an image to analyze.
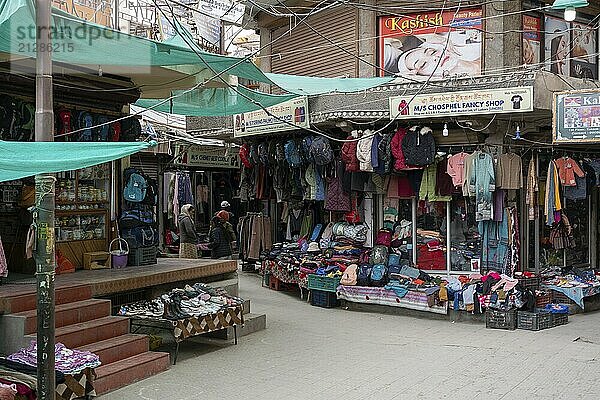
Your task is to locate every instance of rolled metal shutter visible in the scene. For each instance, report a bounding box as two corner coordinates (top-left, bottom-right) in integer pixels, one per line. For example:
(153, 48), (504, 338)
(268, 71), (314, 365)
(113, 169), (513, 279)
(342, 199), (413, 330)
(128, 153), (160, 180)
(270, 6), (358, 78)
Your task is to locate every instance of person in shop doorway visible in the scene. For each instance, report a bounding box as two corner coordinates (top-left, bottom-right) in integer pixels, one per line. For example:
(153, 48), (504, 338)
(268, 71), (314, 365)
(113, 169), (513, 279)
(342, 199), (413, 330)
(208, 214), (233, 260)
(178, 204), (198, 259)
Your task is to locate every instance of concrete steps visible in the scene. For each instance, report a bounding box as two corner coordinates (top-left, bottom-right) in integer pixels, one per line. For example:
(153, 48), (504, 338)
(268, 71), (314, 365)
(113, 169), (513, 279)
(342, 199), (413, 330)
(78, 333), (149, 365)
(93, 351), (170, 395)
(0, 284), (92, 314)
(14, 298), (112, 334)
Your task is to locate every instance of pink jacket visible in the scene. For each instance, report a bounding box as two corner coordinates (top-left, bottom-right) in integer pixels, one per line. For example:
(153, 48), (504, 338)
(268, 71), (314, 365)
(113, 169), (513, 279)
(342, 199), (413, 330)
(391, 128), (408, 171)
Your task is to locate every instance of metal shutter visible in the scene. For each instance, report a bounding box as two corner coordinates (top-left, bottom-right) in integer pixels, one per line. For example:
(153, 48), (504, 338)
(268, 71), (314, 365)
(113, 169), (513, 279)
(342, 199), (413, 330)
(128, 153), (160, 180)
(270, 6), (358, 78)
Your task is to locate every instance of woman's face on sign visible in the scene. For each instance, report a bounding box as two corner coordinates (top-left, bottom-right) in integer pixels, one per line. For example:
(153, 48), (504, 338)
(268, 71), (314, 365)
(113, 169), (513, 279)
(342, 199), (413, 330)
(403, 46), (458, 77)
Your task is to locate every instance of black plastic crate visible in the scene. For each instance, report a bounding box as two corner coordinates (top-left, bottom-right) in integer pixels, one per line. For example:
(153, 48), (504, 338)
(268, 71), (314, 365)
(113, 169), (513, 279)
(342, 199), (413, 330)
(518, 277), (541, 291)
(485, 309), (517, 330)
(517, 310), (552, 331)
(128, 246), (157, 266)
(310, 289), (339, 308)
(552, 313), (569, 327)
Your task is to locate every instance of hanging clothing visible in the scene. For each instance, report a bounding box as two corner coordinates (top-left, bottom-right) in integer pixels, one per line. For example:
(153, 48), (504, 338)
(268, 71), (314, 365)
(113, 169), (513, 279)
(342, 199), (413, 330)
(544, 161), (562, 226)
(469, 153), (496, 221)
(564, 174), (587, 200)
(496, 152), (523, 189)
(446, 152), (469, 187)
(550, 212), (576, 250)
(419, 161), (451, 202)
(436, 159), (455, 196)
(462, 151), (480, 197)
(402, 126), (436, 167)
(526, 156), (538, 221)
(356, 132), (374, 172)
(492, 190), (506, 222)
(341, 134), (360, 172)
(586, 159), (600, 186)
(371, 133), (381, 170)
(479, 211), (509, 274)
(164, 172), (175, 213)
(554, 157), (585, 187)
(391, 127), (408, 170)
(387, 175), (400, 198)
(397, 173), (415, 197)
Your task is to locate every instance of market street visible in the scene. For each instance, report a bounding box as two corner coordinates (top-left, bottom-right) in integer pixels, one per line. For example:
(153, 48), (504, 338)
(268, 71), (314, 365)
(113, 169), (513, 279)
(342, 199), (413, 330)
(100, 270), (600, 400)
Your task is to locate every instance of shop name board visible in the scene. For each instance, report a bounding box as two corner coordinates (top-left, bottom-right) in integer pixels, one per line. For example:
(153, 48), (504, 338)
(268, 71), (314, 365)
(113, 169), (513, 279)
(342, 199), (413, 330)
(389, 87), (534, 119)
(175, 145), (240, 168)
(233, 97), (310, 137)
(554, 89), (600, 143)
(198, 0), (246, 24)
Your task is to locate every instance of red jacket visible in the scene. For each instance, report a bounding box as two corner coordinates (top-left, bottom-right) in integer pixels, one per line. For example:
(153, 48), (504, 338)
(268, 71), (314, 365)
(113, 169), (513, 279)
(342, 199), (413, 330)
(391, 127), (408, 171)
(341, 136), (360, 172)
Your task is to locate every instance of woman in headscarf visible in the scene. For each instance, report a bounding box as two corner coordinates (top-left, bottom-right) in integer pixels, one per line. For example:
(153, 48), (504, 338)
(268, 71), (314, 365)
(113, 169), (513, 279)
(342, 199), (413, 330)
(550, 32), (568, 75)
(178, 204), (198, 259)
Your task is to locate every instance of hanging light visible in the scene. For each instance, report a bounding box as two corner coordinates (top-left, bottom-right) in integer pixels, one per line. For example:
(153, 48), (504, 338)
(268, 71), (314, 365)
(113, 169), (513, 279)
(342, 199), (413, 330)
(514, 125), (521, 140)
(552, 0), (588, 22)
(442, 123), (449, 137)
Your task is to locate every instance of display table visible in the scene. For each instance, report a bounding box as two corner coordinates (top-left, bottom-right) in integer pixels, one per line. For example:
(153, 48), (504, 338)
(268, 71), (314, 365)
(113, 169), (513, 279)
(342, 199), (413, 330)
(56, 368), (96, 400)
(130, 305), (244, 364)
(543, 284), (600, 309)
(336, 285), (447, 315)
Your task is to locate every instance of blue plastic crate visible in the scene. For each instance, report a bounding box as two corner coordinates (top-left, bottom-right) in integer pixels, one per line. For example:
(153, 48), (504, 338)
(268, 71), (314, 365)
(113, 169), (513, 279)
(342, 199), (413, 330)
(310, 289), (338, 308)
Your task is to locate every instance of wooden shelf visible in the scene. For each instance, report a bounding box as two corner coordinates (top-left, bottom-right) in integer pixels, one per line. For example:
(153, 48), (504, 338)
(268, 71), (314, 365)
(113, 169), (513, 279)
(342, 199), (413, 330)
(56, 209), (108, 215)
(57, 201), (109, 205)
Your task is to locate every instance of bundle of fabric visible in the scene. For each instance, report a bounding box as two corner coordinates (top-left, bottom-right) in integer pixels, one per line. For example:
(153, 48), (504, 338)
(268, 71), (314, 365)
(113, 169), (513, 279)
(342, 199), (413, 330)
(8, 342), (100, 375)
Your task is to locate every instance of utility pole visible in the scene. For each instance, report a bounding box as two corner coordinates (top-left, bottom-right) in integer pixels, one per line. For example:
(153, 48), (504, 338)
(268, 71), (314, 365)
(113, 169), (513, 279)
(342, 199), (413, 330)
(35, 1), (56, 400)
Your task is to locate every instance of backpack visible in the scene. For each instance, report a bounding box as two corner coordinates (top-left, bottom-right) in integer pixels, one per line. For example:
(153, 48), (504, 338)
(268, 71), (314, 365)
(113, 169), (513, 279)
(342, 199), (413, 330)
(16, 100), (35, 141)
(121, 225), (158, 248)
(375, 228), (392, 247)
(95, 115), (110, 141)
(388, 253), (401, 267)
(77, 111), (94, 141)
(387, 264), (401, 280)
(370, 245), (389, 265)
(357, 263), (372, 286)
(301, 136), (315, 164)
(120, 117), (142, 141)
(0, 95), (17, 140)
(359, 249), (371, 264)
(119, 208), (155, 227)
(123, 168), (148, 203)
(111, 121), (121, 141)
(258, 142), (269, 165)
(275, 141), (286, 164)
(310, 224), (323, 242)
(142, 176), (158, 206)
(340, 264), (358, 286)
(370, 264), (387, 286)
(284, 139), (302, 168)
(310, 136), (334, 166)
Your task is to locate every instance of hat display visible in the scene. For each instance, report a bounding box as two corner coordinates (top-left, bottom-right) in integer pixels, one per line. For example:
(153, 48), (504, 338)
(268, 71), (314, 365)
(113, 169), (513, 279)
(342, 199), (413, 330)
(307, 242), (321, 253)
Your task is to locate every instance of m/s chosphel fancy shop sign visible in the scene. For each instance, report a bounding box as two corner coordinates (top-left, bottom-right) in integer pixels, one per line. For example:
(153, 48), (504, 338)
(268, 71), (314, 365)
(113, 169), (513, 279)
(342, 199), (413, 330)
(389, 87), (534, 119)
(233, 97), (309, 138)
(175, 145), (240, 169)
(554, 89), (600, 143)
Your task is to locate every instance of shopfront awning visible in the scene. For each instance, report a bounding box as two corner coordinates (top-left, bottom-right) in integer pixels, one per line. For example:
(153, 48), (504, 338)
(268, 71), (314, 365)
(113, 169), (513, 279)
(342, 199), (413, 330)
(0, 140), (155, 182)
(0, 0), (393, 98)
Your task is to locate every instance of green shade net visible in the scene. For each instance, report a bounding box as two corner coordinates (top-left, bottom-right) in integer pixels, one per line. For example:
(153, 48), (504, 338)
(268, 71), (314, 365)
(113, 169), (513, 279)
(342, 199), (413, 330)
(135, 86), (297, 117)
(0, 0), (394, 97)
(0, 140), (155, 182)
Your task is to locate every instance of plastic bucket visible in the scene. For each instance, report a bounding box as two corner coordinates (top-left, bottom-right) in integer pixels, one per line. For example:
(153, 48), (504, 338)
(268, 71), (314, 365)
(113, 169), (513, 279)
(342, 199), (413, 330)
(109, 238), (129, 269)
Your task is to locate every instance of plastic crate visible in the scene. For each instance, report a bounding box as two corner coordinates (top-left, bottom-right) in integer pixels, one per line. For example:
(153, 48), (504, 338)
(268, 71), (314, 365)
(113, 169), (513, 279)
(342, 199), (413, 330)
(552, 313), (569, 327)
(485, 309), (517, 330)
(307, 275), (341, 293)
(310, 289), (339, 308)
(518, 276), (541, 291)
(551, 291), (576, 305)
(262, 272), (271, 287)
(535, 292), (552, 308)
(517, 310), (552, 331)
(127, 246), (157, 266)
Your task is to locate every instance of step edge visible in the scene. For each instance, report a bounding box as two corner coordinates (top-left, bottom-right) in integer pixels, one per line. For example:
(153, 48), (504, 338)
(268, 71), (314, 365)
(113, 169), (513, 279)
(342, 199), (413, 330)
(77, 334), (149, 352)
(24, 316), (129, 339)
(94, 352), (170, 378)
(13, 299), (111, 317)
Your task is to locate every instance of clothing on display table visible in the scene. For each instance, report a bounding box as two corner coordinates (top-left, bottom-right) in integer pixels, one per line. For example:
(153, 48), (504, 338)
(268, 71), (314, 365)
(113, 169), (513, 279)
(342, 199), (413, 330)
(495, 152), (523, 189)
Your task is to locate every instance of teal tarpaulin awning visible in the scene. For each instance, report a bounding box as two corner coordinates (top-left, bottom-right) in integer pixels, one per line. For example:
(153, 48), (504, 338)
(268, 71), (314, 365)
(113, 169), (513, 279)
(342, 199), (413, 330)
(0, 140), (154, 182)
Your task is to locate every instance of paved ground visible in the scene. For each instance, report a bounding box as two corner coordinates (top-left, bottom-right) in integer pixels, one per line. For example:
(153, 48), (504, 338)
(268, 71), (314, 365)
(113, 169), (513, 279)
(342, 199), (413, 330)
(101, 272), (600, 400)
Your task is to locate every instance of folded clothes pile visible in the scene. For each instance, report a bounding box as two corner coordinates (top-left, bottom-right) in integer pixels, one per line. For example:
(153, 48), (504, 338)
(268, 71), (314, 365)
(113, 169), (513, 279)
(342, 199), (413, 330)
(119, 282), (244, 321)
(8, 341), (100, 375)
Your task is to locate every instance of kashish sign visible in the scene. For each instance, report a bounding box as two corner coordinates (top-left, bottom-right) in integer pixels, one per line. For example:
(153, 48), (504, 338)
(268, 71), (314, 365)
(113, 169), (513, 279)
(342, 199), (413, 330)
(554, 89), (600, 143)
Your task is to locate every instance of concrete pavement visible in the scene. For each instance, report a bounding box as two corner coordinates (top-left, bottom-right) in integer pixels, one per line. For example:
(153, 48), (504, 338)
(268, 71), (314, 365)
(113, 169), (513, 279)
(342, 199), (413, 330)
(100, 271), (600, 400)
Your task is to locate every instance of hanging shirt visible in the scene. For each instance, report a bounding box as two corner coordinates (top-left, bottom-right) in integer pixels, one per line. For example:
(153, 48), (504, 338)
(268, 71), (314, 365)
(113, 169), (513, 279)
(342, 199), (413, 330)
(554, 157), (585, 187)
(420, 161), (451, 202)
(462, 151), (480, 197)
(436, 159), (455, 196)
(526, 155), (539, 221)
(469, 153), (496, 221)
(446, 152), (469, 187)
(496, 152), (523, 189)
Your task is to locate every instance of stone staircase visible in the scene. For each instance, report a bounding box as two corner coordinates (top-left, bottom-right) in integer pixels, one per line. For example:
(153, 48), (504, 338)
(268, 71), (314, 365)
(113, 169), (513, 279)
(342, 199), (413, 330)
(0, 285), (170, 395)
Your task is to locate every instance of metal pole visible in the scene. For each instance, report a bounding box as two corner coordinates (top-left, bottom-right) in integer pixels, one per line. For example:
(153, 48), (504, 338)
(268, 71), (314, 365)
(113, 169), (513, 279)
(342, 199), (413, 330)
(446, 201), (451, 277)
(35, 1), (56, 399)
(411, 197), (417, 266)
(114, 0), (119, 31)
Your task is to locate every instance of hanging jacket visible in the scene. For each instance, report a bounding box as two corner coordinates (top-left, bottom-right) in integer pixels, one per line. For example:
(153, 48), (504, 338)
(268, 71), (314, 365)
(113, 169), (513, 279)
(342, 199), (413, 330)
(341, 135), (360, 172)
(357, 132), (374, 172)
(402, 126), (436, 167)
(371, 133), (381, 170)
(391, 127), (408, 170)
(377, 132), (393, 173)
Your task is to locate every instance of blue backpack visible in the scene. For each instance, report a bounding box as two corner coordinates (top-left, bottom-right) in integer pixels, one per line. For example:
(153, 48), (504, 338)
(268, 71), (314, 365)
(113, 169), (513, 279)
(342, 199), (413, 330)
(388, 253), (401, 267)
(284, 140), (302, 168)
(123, 169), (147, 203)
(370, 264), (387, 286)
(77, 111), (94, 141)
(310, 136), (334, 166)
(357, 263), (371, 286)
(95, 115), (110, 141)
(387, 264), (401, 280)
